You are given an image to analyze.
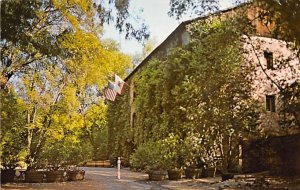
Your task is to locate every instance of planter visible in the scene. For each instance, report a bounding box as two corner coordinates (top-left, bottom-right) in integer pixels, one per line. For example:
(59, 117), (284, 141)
(68, 170), (85, 181)
(85, 161), (96, 167)
(167, 169), (183, 180)
(148, 170), (167, 181)
(92, 160), (111, 167)
(45, 170), (65, 182)
(1, 169), (16, 183)
(185, 167), (202, 179)
(221, 173), (234, 181)
(203, 168), (216, 177)
(25, 170), (45, 183)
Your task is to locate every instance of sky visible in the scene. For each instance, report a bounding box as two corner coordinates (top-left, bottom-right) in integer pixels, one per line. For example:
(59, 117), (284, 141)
(102, 0), (236, 55)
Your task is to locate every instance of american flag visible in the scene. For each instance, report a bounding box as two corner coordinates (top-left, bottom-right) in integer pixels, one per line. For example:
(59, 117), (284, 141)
(103, 87), (117, 101)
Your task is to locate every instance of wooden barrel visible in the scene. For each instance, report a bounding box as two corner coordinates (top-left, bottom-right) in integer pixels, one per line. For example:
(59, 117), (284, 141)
(1, 169), (16, 183)
(68, 170), (85, 181)
(185, 168), (202, 179)
(25, 171), (45, 183)
(167, 169), (183, 180)
(148, 170), (167, 181)
(45, 170), (65, 182)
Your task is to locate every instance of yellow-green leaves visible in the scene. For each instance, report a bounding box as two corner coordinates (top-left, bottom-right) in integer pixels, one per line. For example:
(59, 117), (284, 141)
(60, 30), (132, 88)
(52, 0), (93, 29)
(2, 0), (134, 168)
(1, 90), (27, 167)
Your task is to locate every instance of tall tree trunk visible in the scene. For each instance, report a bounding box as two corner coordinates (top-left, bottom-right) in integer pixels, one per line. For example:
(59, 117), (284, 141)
(26, 105), (37, 168)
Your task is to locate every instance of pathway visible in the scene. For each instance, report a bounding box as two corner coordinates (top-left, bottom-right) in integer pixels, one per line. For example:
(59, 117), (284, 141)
(1, 167), (300, 190)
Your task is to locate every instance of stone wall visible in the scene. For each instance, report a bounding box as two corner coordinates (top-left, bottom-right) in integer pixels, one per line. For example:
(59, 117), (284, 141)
(242, 134), (300, 176)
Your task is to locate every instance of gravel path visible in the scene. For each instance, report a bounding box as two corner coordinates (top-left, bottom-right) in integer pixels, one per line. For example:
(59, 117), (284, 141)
(1, 167), (300, 190)
(1, 167), (157, 190)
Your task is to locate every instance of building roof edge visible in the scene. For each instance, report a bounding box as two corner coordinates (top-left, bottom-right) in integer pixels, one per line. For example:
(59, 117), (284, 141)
(124, 1), (251, 81)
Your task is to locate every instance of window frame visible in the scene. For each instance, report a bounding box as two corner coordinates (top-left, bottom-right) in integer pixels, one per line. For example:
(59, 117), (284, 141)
(266, 95), (276, 112)
(264, 51), (274, 70)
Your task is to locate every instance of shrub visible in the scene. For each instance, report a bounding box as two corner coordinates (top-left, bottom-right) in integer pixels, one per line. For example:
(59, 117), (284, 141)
(130, 141), (168, 171)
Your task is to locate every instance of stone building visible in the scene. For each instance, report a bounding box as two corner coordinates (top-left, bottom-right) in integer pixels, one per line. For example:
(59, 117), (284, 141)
(108, 3), (300, 174)
(124, 4), (299, 134)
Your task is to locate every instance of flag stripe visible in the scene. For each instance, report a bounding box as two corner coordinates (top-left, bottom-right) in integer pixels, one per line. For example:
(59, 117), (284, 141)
(104, 87), (117, 101)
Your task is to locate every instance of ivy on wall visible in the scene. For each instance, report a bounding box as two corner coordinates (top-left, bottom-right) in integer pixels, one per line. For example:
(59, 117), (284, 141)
(107, 15), (262, 171)
(106, 87), (133, 164)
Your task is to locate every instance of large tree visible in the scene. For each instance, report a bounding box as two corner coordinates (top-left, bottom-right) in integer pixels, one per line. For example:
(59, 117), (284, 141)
(0, 0), (148, 89)
(1, 0), (133, 168)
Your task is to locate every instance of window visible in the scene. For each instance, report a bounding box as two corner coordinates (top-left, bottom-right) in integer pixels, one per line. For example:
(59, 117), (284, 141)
(266, 95), (276, 112)
(130, 87), (136, 104)
(264, 51), (273, 69)
(133, 91), (136, 101)
(181, 31), (190, 46)
(132, 113), (136, 128)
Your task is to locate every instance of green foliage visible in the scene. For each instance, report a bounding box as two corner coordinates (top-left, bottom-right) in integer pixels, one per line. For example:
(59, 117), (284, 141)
(168, 0), (220, 19)
(0, 0), (138, 169)
(130, 133), (198, 171)
(0, 0), (41, 45)
(83, 102), (109, 160)
(91, 126), (109, 160)
(107, 16), (261, 171)
(38, 137), (93, 168)
(170, 17), (261, 170)
(106, 87), (133, 162)
(1, 90), (27, 169)
(168, 0), (300, 46)
(279, 81), (300, 128)
(161, 134), (181, 168)
(134, 58), (166, 142)
(130, 140), (168, 171)
(0, 0), (139, 89)
(180, 132), (205, 167)
(255, 0), (300, 47)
